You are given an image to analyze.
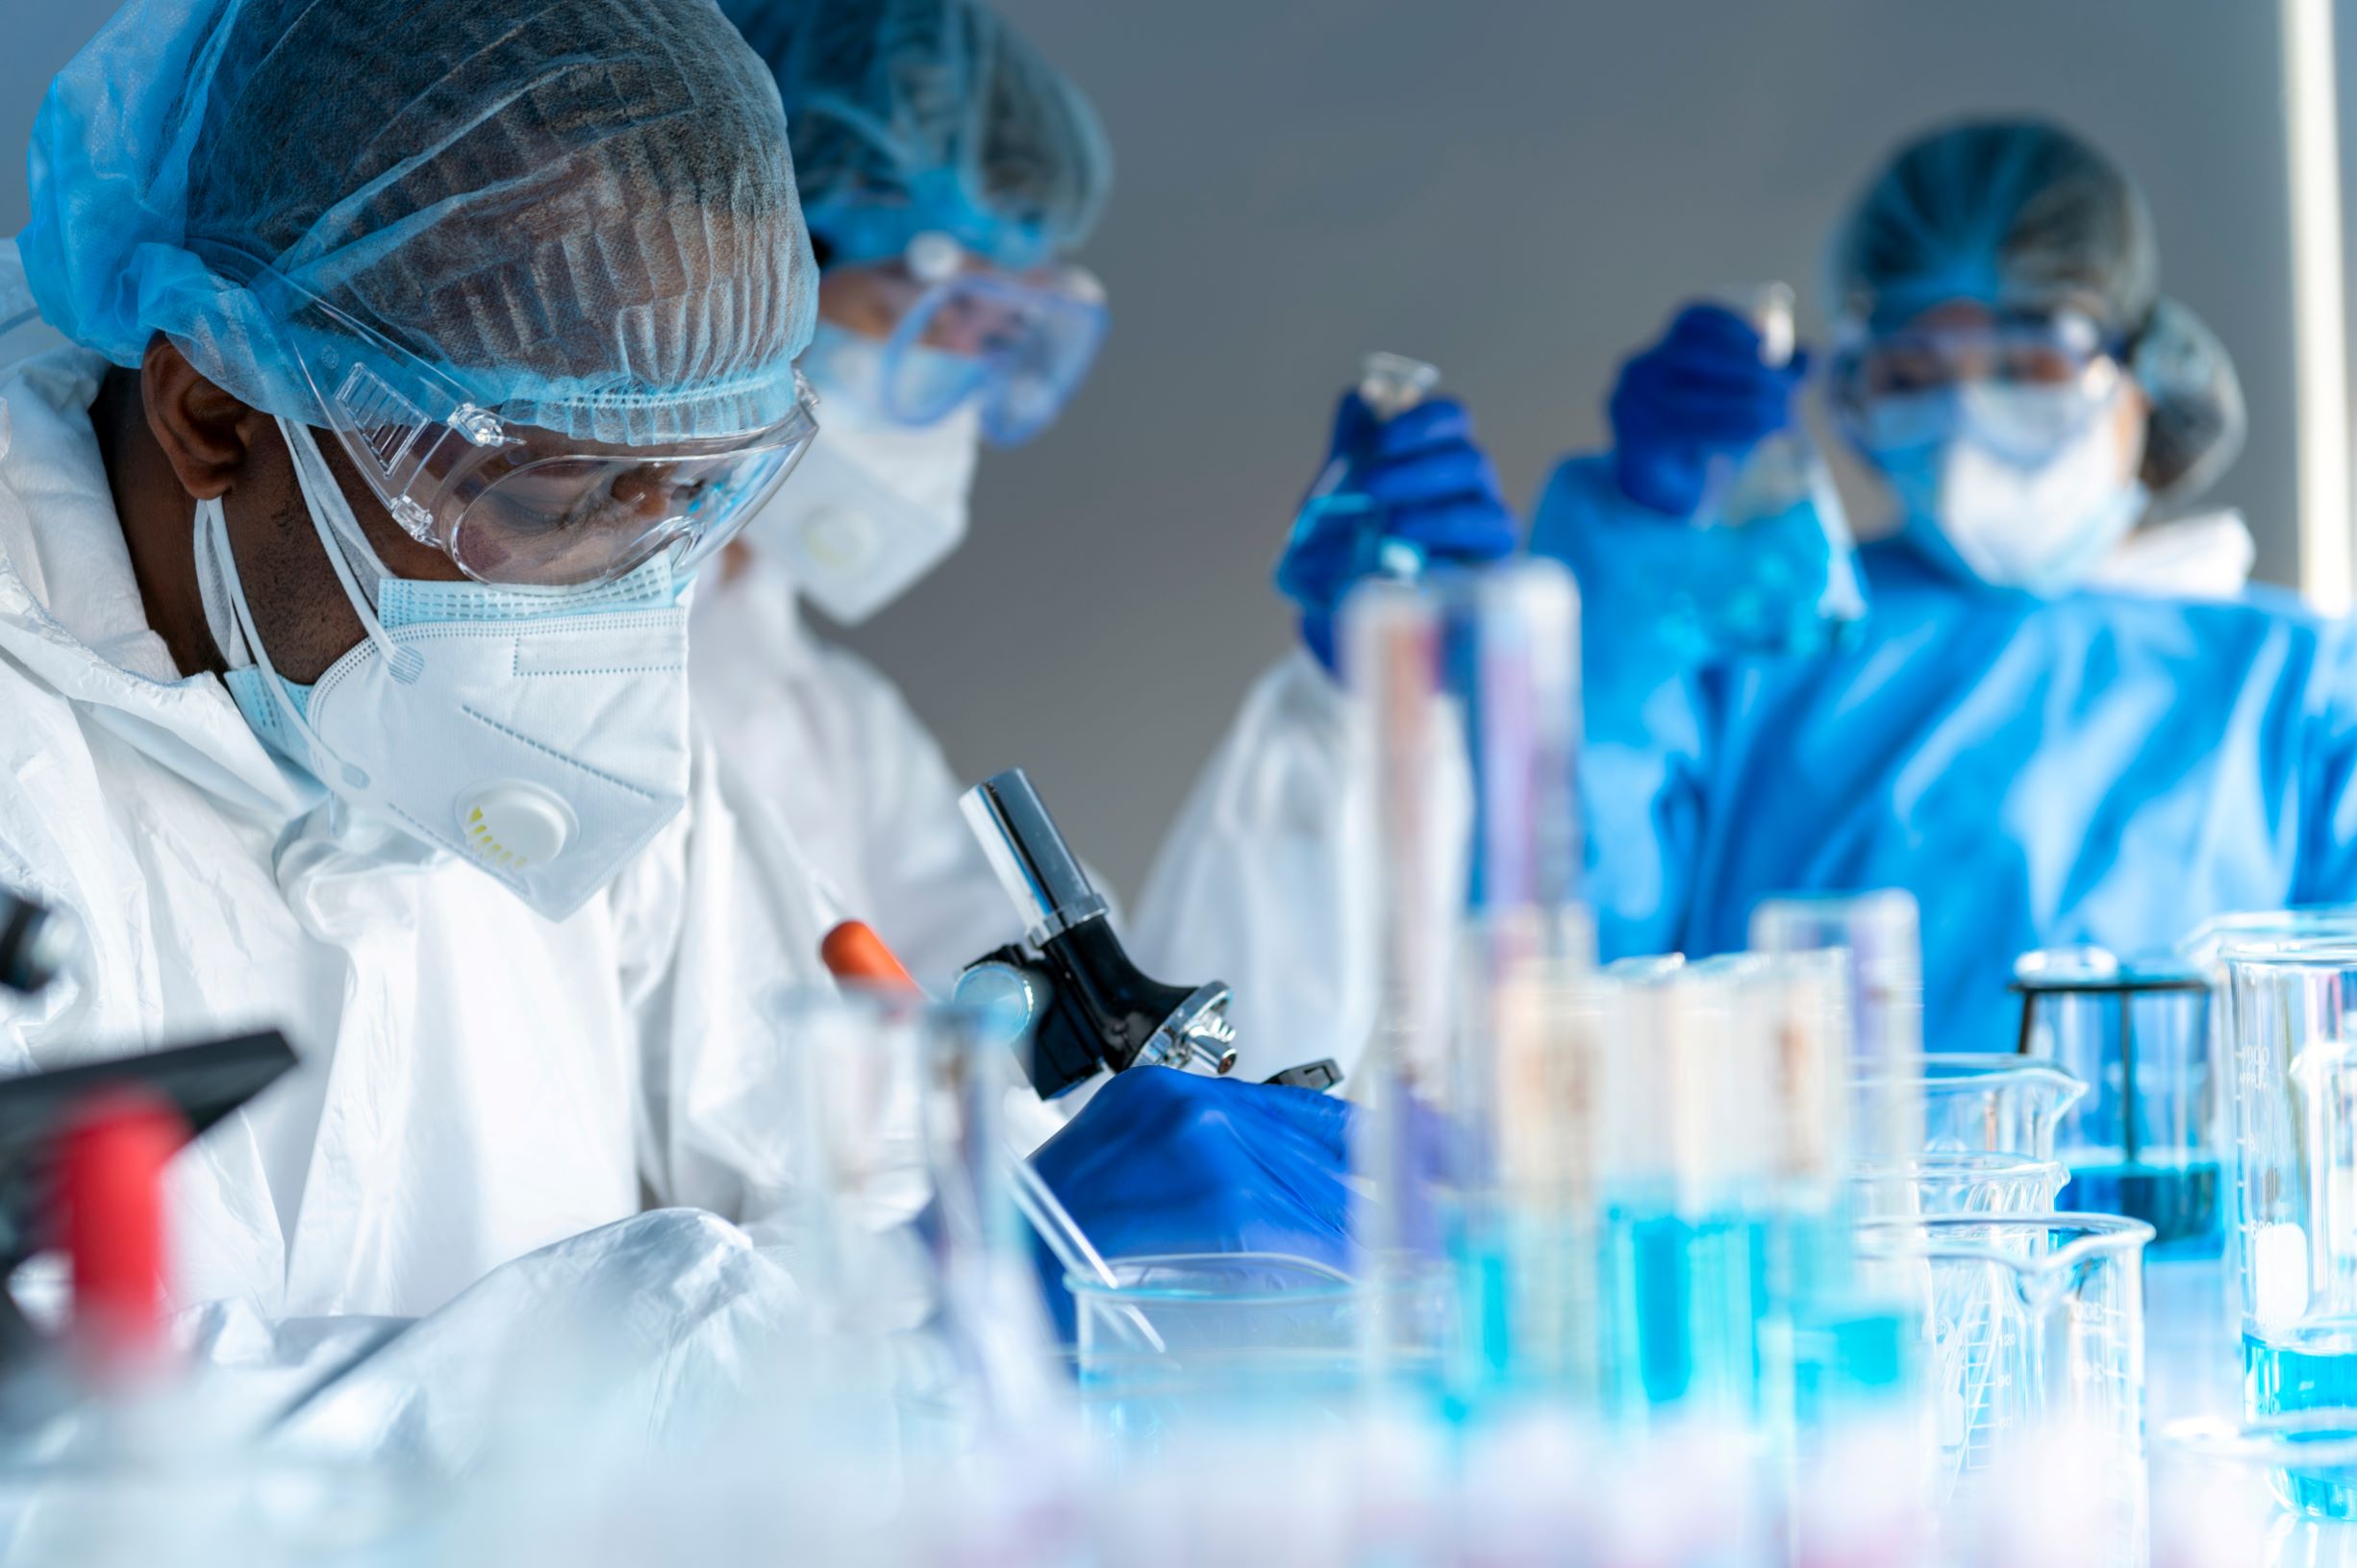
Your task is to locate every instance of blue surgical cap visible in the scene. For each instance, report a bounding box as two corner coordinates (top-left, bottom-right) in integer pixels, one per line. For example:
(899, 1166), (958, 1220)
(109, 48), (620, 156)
(1831, 118), (2244, 503)
(1831, 118), (2156, 335)
(723, 0), (1112, 272)
(18, 0), (820, 447)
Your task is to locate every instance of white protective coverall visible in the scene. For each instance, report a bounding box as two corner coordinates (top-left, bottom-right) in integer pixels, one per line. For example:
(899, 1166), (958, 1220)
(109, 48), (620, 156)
(0, 340), (853, 1325)
(688, 551), (1025, 988)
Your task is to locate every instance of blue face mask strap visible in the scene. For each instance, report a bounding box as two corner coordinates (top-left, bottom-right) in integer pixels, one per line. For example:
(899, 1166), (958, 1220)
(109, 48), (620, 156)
(197, 496), (369, 790)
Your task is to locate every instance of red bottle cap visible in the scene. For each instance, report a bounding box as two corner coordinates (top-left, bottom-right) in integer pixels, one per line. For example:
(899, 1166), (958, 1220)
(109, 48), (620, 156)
(58, 1087), (185, 1381)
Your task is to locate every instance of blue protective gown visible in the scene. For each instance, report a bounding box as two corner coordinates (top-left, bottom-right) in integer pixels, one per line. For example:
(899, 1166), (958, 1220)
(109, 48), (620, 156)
(1534, 455), (2357, 1057)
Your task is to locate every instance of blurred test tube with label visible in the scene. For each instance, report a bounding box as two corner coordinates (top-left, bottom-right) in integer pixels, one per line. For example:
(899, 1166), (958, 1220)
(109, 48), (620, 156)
(1341, 558), (1593, 1407)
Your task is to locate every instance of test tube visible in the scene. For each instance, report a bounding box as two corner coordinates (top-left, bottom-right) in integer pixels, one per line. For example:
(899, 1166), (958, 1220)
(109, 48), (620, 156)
(1748, 894), (1926, 1437)
(1445, 560), (1593, 1406)
(1302, 352), (1444, 584)
(1341, 560), (1591, 1401)
(1447, 559), (1591, 1269)
(1750, 890), (1926, 1175)
(1488, 958), (1615, 1403)
(1597, 958), (1772, 1424)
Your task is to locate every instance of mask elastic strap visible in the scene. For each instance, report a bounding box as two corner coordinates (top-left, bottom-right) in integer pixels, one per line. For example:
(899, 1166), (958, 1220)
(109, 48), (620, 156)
(274, 418), (410, 672)
(198, 497), (365, 789)
(190, 496), (247, 669)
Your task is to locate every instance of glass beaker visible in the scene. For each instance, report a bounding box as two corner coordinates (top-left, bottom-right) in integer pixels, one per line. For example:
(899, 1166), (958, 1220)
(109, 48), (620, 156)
(2163, 1412), (2357, 1533)
(1850, 1152), (2069, 1220)
(1068, 1253), (1377, 1451)
(764, 989), (1063, 1456)
(2222, 940), (2357, 1519)
(1867, 1053), (2087, 1159)
(2187, 909), (2357, 969)
(1859, 1213), (2152, 1562)
(2014, 947), (2221, 1256)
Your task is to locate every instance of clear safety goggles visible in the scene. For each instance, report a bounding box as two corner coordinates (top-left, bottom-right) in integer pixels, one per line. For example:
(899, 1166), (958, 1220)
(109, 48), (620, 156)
(248, 266), (820, 587)
(865, 233), (1109, 446)
(1829, 311), (2127, 465)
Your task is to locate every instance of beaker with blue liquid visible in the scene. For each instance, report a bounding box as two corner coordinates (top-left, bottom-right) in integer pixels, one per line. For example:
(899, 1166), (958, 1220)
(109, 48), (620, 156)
(2223, 939), (2357, 1520)
(2013, 946), (2223, 1257)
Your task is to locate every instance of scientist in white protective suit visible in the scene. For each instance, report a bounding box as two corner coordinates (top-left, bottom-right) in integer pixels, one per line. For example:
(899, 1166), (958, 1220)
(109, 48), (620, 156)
(693, 0), (1116, 986)
(0, 0), (1346, 1470)
(703, 0), (1521, 1091)
(694, 0), (1362, 1319)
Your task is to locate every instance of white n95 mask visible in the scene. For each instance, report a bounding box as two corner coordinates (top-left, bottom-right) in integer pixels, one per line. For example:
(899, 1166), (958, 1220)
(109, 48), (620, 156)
(200, 418), (692, 921)
(1873, 388), (2147, 594)
(754, 327), (981, 624)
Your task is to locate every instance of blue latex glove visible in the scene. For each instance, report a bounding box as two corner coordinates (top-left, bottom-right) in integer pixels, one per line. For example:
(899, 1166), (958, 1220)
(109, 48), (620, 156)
(1609, 304), (1810, 517)
(1274, 391), (1520, 673)
(1028, 1066), (1354, 1337)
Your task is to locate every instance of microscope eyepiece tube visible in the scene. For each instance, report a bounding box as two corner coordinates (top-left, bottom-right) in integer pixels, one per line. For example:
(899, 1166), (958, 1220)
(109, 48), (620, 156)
(960, 769), (1109, 946)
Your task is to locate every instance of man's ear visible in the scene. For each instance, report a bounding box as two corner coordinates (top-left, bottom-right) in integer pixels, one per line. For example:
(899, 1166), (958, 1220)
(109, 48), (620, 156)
(139, 337), (266, 502)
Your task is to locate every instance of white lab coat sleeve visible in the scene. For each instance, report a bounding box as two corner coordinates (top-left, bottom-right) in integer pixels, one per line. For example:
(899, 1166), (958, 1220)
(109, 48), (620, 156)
(1129, 649), (1377, 1084)
(257, 1209), (804, 1476)
(615, 729), (845, 1229)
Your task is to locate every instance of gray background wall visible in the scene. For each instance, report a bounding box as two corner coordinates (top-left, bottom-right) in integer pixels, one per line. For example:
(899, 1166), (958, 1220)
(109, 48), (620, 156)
(0, 0), (2316, 901)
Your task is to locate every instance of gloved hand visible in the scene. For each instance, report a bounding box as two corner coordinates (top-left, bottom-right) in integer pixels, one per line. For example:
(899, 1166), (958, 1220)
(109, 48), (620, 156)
(1274, 391), (1520, 673)
(1609, 303), (1809, 517)
(1027, 1065), (1353, 1337)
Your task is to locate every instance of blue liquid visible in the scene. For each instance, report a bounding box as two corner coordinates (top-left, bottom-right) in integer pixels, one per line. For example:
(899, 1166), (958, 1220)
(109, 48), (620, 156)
(1442, 1219), (1516, 1399)
(2244, 1329), (2357, 1520)
(1600, 1206), (1757, 1419)
(1755, 1208), (1915, 1431)
(2061, 1159), (2220, 1257)
(1789, 1304), (1912, 1420)
(1683, 498), (1864, 659)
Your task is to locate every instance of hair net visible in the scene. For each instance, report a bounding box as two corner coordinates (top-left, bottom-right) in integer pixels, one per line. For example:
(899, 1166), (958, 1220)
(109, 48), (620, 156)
(723, 0), (1112, 271)
(1830, 117), (2244, 505)
(2131, 296), (2245, 501)
(18, 0), (818, 447)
